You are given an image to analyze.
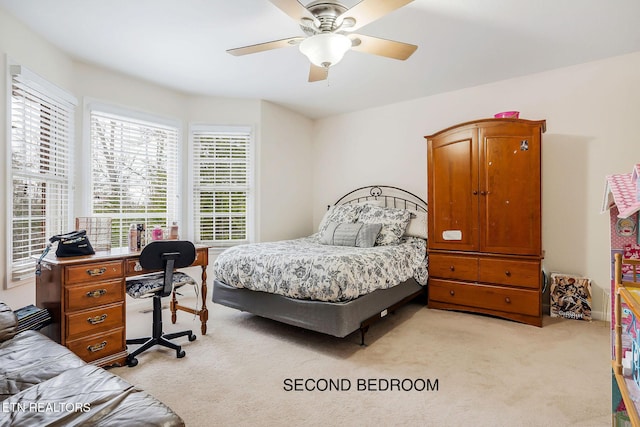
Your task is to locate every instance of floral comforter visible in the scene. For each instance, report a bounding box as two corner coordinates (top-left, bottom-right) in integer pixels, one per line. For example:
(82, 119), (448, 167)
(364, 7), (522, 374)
(213, 235), (428, 302)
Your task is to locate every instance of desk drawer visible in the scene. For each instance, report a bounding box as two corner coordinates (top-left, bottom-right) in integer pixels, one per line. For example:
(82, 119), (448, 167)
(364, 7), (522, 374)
(66, 303), (125, 339)
(125, 248), (207, 275)
(428, 253), (477, 281)
(125, 259), (155, 276)
(429, 279), (540, 317)
(66, 261), (123, 284)
(478, 258), (540, 289)
(66, 328), (125, 363)
(65, 279), (124, 311)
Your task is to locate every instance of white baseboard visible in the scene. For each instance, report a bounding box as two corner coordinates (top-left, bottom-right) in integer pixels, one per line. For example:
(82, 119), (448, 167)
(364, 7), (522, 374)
(543, 304), (609, 323)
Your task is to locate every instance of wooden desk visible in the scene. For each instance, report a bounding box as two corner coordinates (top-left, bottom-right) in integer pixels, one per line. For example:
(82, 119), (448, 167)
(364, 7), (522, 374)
(35, 245), (209, 367)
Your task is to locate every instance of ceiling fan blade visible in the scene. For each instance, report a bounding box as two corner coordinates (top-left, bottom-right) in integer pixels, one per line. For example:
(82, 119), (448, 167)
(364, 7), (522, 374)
(269, 0), (317, 23)
(338, 0), (414, 32)
(227, 37), (304, 56)
(308, 64), (328, 82)
(350, 34), (417, 60)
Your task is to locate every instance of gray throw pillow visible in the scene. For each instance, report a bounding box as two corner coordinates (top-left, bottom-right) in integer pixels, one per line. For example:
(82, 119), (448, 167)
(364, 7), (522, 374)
(319, 222), (382, 248)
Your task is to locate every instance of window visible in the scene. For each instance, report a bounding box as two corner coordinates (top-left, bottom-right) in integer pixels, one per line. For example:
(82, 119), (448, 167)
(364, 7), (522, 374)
(8, 64), (76, 287)
(191, 126), (253, 246)
(89, 108), (180, 247)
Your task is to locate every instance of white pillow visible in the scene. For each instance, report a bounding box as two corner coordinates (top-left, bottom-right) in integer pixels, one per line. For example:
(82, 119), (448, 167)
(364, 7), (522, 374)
(318, 204), (362, 234)
(404, 210), (427, 240)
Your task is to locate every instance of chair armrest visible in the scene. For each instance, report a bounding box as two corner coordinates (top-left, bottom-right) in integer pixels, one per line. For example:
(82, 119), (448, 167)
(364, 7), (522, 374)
(0, 302), (18, 342)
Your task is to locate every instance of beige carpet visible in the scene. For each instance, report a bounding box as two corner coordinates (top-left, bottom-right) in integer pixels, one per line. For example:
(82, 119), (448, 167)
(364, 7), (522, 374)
(112, 295), (611, 427)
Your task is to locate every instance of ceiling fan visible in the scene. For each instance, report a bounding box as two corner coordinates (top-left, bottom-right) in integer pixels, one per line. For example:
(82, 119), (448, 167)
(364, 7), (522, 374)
(227, 0), (418, 82)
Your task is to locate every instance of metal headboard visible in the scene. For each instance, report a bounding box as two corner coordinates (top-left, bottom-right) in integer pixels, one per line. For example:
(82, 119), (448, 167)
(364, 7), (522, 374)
(329, 185), (427, 214)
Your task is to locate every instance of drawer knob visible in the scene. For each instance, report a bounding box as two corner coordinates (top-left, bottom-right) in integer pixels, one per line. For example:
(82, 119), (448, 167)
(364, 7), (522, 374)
(449, 265), (455, 272)
(505, 270), (511, 277)
(87, 314), (107, 325)
(87, 267), (107, 276)
(449, 290), (455, 296)
(505, 297), (511, 304)
(86, 289), (107, 298)
(87, 341), (107, 353)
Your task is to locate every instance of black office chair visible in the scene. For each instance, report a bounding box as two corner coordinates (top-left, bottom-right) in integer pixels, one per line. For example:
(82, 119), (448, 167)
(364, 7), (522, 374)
(125, 240), (197, 367)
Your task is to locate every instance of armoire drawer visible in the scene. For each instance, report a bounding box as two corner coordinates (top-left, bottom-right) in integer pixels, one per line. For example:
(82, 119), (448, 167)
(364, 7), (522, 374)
(66, 260), (123, 284)
(65, 279), (125, 311)
(66, 303), (125, 339)
(66, 328), (125, 363)
(429, 279), (540, 317)
(428, 253), (477, 281)
(478, 258), (540, 289)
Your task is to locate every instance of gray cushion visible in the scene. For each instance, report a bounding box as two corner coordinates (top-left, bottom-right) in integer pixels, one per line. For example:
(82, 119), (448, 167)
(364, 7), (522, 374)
(0, 302), (17, 343)
(0, 330), (85, 401)
(319, 222), (382, 248)
(2, 363), (185, 426)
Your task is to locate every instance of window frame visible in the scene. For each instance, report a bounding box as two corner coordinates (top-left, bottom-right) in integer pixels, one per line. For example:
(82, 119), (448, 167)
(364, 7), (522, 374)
(5, 62), (77, 288)
(188, 124), (255, 248)
(84, 100), (183, 248)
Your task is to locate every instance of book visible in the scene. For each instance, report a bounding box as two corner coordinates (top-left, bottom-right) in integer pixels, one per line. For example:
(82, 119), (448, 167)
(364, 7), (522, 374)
(14, 305), (51, 332)
(14, 304), (42, 320)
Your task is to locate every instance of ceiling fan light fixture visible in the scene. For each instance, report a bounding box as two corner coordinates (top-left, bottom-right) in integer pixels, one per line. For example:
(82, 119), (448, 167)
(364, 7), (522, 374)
(299, 33), (352, 68)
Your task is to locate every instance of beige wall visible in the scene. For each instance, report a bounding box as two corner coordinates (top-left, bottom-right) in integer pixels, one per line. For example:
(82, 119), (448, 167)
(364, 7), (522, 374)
(312, 51), (640, 320)
(259, 101), (314, 242)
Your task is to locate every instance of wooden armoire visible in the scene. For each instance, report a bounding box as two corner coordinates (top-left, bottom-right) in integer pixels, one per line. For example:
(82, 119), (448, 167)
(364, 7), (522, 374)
(425, 118), (546, 327)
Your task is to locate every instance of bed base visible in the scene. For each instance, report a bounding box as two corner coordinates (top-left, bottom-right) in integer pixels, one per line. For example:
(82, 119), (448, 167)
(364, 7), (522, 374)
(213, 279), (426, 345)
(358, 287), (426, 345)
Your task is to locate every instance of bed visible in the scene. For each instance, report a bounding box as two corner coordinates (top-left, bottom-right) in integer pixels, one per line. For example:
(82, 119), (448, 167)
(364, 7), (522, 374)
(212, 185), (428, 345)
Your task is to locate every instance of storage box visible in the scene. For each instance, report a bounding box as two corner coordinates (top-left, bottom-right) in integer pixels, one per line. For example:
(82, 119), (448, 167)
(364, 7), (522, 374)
(549, 273), (592, 321)
(75, 217), (112, 251)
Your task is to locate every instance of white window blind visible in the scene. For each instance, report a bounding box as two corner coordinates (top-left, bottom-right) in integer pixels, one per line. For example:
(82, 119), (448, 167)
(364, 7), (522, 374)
(90, 110), (179, 247)
(191, 126), (252, 246)
(9, 65), (76, 286)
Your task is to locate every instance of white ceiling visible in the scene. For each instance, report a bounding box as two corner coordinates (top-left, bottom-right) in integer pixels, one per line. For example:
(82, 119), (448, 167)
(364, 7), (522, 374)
(2, 0), (639, 119)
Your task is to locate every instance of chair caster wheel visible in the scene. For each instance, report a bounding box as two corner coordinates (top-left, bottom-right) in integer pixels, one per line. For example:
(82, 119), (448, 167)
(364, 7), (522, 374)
(126, 357), (138, 367)
(177, 349), (186, 358)
(188, 334), (197, 342)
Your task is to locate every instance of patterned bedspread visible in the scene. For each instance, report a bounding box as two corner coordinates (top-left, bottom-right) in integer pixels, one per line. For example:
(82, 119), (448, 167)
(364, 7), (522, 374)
(213, 235), (428, 302)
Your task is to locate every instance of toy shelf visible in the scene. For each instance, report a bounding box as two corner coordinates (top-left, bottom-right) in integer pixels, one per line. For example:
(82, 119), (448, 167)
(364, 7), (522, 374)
(614, 253), (640, 426)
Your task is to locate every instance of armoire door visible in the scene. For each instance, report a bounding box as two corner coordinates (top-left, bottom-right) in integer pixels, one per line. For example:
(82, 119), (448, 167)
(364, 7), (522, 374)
(427, 127), (479, 251)
(478, 122), (542, 255)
